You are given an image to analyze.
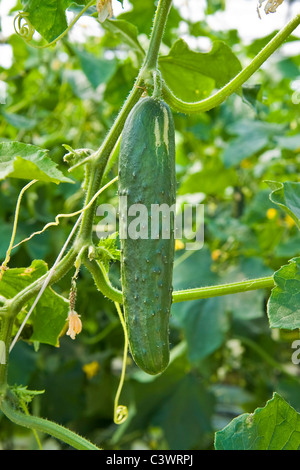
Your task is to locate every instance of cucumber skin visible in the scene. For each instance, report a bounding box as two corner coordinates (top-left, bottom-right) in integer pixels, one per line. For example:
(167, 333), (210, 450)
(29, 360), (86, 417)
(118, 97), (176, 375)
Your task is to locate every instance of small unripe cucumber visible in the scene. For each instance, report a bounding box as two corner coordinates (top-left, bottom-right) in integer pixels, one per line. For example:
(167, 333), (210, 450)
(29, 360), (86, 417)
(118, 97), (176, 375)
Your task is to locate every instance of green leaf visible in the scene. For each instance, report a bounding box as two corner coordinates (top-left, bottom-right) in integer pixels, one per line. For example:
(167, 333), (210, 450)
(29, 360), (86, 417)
(267, 257), (300, 330)
(73, 47), (117, 89)
(119, 0), (180, 41)
(152, 375), (214, 449)
(178, 157), (238, 196)
(2, 112), (37, 130)
(223, 256), (273, 320)
(182, 297), (230, 362)
(103, 19), (145, 56)
(95, 234), (120, 271)
(10, 384), (45, 405)
(0, 142), (73, 183)
(222, 120), (285, 167)
(215, 393), (300, 450)
(0, 260), (69, 347)
(159, 39), (241, 102)
(172, 249), (229, 361)
(266, 181), (300, 230)
(21, 0), (71, 42)
(274, 134), (300, 151)
(223, 134), (268, 167)
(242, 84), (262, 112)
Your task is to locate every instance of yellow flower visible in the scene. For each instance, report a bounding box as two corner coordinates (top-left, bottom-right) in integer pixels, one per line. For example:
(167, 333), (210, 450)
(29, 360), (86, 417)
(240, 159), (252, 169)
(82, 361), (100, 379)
(266, 208), (277, 220)
(211, 249), (222, 261)
(175, 239), (185, 251)
(66, 311), (82, 340)
(285, 214), (296, 229)
(97, 0), (113, 23)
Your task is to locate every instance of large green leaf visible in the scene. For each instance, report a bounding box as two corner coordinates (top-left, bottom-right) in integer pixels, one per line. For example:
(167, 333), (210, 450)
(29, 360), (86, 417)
(21, 0), (91, 42)
(158, 39), (241, 102)
(267, 257), (300, 330)
(215, 393), (300, 450)
(0, 260), (69, 347)
(0, 142), (73, 183)
(266, 181), (300, 230)
(21, 0), (71, 42)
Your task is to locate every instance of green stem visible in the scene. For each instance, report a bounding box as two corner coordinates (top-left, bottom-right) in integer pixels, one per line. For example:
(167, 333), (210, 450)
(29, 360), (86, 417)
(0, 316), (14, 389)
(172, 276), (275, 303)
(77, 0), (174, 244)
(144, 0), (173, 70)
(80, 262), (275, 305)
(83, 256), (123, 304)
(0, 397), (101, 450)
(162, 11), (300, 114)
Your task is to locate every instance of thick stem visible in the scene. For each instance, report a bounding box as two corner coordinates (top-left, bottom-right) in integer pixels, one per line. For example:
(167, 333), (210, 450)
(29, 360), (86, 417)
(77, 0), (174, 245)
(0, 396), (101, 450)
(83, 256), (123, 304)
(172, 276), (275, 303)
(0, 315), (14, 389)
(76, 162), (105, 242)
(144, 0), (173, 70)
(162, 11), (300, 114)
(78, 260), (275, 306)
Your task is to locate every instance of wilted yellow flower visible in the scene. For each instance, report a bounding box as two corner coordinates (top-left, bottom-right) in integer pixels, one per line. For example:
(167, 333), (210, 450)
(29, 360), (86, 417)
(66, 311), (82, 340)
(83, 361), (100, 379)
(266, 208), (277, 220)
(97, 0), (113, 23)
(257, 0), (284, 16)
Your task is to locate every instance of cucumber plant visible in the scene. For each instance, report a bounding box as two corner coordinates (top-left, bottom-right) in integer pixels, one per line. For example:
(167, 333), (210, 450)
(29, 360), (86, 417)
(0, 0), (300, 451)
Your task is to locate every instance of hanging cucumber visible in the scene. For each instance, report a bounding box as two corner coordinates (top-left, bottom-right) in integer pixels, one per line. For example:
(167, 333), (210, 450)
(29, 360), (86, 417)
(118, 96), (176, 375)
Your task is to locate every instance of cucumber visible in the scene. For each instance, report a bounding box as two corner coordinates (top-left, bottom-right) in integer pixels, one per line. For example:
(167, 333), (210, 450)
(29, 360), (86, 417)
(118, 96), (176, 375)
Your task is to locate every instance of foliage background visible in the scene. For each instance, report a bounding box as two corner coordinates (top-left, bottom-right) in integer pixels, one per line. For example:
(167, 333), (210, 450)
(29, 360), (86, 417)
(0, 0), (300, 450)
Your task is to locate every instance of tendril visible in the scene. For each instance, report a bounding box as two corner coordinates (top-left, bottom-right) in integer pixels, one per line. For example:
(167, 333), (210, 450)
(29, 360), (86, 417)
(114, 405), (128, 425)
(13, 0), (96, 49)
(113, 302), (128, 425)
(0, 179), (37, 283)
(13, 12), (35, 42)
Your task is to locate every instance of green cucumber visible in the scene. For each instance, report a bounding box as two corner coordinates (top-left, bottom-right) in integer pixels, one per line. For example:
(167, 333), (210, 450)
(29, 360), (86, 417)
(118, 96), (176, 375)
